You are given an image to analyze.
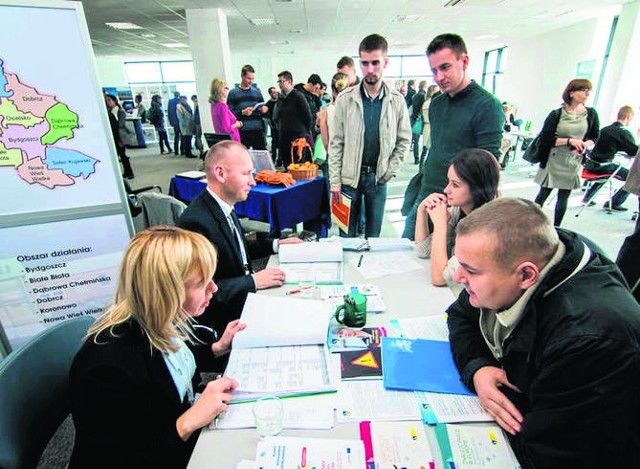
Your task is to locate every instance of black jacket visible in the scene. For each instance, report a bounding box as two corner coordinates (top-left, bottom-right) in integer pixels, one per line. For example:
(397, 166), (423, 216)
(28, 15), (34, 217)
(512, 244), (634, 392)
(273, 88), (313, 138)
(447, 229), (640, 468)
(177, 189), (273, 334)
(537, 107), (599, 168)
(591, 121), (638, 162)
(70, 320), (197, 468)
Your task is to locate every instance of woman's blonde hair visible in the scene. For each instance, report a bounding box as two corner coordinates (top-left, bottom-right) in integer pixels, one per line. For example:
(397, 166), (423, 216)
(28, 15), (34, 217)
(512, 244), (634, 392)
(87, 226), (217, 353)
(209, 78), (227, 104)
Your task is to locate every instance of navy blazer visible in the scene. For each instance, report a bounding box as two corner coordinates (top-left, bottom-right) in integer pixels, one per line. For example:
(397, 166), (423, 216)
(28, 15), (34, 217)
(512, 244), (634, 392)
(69, 320), (197, 468)
(177, 189), (273, 334)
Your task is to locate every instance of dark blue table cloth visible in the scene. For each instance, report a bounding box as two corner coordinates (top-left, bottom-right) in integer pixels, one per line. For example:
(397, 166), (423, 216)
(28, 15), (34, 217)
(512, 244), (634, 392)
(169, 176), (330, 237)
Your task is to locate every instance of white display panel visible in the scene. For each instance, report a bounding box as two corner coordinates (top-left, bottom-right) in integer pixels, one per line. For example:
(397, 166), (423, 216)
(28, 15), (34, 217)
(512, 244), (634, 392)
(0, 1), (123, 216)
(0, 214), (130, 350)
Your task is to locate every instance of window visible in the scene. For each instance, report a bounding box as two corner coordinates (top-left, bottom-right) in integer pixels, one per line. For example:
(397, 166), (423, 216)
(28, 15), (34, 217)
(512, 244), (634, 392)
(482, 47), (507, 96)
(124, 62), (162, 83)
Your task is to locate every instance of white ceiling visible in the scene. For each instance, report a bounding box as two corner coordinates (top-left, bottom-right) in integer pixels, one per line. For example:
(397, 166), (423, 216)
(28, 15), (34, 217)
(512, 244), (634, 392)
(79, 0), (633, 60)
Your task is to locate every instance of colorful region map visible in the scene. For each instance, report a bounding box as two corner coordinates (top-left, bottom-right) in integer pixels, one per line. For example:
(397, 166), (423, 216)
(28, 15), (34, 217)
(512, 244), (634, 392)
(0, 58), (99, 189)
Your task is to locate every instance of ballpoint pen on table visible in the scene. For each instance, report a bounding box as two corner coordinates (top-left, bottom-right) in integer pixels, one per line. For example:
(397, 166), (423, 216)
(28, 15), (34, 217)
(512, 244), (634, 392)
(286, 286), (313, 295)
(357, 255), (364, 268)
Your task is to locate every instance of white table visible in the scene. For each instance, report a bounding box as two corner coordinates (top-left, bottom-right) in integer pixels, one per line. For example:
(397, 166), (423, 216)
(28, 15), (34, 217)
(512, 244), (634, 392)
(187, 250), (456, 468)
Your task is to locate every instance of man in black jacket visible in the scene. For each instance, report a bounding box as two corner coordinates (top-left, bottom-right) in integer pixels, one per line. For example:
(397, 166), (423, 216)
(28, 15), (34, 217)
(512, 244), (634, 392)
(447, 197), (640, 468)
(583, 105), (638, 211)
(178, 141), (301, 336)
(273, 70), (313, 168)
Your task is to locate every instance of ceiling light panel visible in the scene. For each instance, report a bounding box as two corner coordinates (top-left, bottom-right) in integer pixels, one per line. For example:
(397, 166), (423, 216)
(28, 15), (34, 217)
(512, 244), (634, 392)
(250, 18), (279, 26)
(105, 22), (144, 30)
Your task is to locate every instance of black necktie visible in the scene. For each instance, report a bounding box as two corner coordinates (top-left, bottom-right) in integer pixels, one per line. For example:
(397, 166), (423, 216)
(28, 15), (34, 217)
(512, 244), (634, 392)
(229, 210), (248, 269)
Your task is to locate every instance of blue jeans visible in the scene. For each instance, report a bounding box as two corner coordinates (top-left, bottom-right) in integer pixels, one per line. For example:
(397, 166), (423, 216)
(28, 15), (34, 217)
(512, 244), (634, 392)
(341, 172), (387, 238)
(402, 199), (419, 240)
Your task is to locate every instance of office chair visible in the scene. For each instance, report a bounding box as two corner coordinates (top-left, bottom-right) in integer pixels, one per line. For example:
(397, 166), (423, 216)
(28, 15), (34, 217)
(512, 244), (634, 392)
(122, 178), (162, 218)
(0, 316), (94, 469)
(137, 191), (187, 228)
(575, 154), (623, 218)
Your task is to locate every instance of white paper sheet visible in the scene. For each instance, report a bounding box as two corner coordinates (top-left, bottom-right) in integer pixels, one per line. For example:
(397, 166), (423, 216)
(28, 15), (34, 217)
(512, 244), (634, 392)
(226, 344), (336, 402)
(367, 237), (413, 251)
(416, 392), (492, 423)
(231, 293), (331, 349)
(336, 380), (422, 422)
(279, 242), (343, 262)
(397, 315), (450, 340)
(365, 421), (435, 468)
(255, 436), (366, 469)
(280, 261), (343, 284)
(350, 252), (422, 279)
(213, 393), (335, 430)
(446, 423), (521, 468)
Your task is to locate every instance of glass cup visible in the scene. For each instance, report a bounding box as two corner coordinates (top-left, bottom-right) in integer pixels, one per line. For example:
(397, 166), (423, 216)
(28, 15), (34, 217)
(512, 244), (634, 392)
(253, 396), (284, 437)
(298, 273), (316, 299)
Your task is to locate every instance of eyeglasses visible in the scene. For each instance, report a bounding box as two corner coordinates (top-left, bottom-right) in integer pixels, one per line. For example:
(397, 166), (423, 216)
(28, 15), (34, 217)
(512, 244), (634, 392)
(574, 87), (591, 92)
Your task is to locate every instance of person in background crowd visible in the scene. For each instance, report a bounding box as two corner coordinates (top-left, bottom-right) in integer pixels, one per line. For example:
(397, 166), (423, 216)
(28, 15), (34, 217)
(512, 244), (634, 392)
(148, 94), (172, 154)
(265, 86), (280, 164)
(418, 84), (440, 167)
(582, 105), (637, 211)
(405, 79), (416, 108)
(134, 94), (146, 123)
(209, 78), (242, 143)
(104, 93), (134, 179)
(227, 64), (269, 150)
(69, 226), (245, 467)
(533, 78), (600, 225)
(336, 56), (360, 87)
(447, 197), (640, 468)
(191, 95), (205, 158)
(402, 33), (503, 239)
(414, 149), (500, 294)
(168, 91), (181, 156)
(410, 80), (428, 164)
(177, 95), (196, 158)
(273, 70), (313, 169)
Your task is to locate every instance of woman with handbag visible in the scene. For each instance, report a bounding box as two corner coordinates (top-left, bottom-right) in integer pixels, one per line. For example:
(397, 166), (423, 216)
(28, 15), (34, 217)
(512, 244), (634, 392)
(533, 79), (600, 226)
(209, 78), (243, 142)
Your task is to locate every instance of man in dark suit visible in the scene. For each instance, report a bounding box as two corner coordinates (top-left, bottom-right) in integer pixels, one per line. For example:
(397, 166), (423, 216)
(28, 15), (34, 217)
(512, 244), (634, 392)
(178, 141), (301, 336)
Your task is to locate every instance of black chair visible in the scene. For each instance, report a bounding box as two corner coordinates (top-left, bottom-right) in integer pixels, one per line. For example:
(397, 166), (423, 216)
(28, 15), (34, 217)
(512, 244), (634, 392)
(576, 154), (623, 217)
(0, 316), (94, 468)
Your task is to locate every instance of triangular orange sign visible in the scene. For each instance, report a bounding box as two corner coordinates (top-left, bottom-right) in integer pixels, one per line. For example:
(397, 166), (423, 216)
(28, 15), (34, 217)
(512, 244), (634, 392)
(351, 350), (379, 369)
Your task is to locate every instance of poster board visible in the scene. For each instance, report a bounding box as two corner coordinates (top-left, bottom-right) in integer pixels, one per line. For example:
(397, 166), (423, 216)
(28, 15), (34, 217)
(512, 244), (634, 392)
(0, 0), (134, 354)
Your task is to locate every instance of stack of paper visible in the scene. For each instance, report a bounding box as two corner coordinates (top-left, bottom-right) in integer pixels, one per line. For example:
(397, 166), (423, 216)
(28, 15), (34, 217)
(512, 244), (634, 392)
(336, 380), (422, 422)
(255, 436), (366, 469)
(434, 423), (521, 468)
(279, 242), (343, 284)
(224, 294), (337, 402)
(360, 421), (435, 469)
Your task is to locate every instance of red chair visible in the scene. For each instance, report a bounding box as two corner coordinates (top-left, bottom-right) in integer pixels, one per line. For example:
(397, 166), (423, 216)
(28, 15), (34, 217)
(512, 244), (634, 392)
(575, 156), (623, 217)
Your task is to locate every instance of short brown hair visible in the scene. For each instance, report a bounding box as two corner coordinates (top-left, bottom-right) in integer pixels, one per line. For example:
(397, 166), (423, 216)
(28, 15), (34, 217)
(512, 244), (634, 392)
(426, 33), (467, 58)
(359, 34), (388, 55)
(336, 56), (355, 69)
(456, 198), (559, 271)
(241, 64), (255, 76)
(562, 78), (592, 105)
(204, 140), (247, 176)
(618, 105), (635, 121)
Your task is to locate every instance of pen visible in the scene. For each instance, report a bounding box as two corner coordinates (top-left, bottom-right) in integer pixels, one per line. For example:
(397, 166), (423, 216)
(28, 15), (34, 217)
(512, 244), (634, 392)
(357, 255), (364, 268)
(286, 286), (313, 295)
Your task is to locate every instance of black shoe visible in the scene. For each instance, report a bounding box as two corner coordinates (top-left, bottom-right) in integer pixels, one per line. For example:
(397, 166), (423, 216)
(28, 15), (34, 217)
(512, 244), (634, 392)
(582, 199), (596, 206)
(124, 174), (135, 180)
(603, 202), (628, 212)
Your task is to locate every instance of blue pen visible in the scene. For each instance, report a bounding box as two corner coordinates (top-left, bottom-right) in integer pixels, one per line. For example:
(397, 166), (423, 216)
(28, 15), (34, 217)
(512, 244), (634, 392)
(357, 254), (364, 268)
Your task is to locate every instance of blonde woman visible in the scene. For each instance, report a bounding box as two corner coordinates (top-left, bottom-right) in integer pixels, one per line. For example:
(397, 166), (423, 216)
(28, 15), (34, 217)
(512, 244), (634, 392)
(209, 78), (242, 142)
(69, 227), (245, 467)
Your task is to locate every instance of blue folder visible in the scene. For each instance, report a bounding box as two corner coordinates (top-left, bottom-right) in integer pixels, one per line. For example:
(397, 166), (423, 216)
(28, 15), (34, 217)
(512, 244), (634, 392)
(381, 337), (473, 396)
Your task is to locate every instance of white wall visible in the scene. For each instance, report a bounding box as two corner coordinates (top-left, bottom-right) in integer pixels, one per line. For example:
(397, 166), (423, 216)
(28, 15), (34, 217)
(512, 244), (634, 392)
(95, 57), (127, 88)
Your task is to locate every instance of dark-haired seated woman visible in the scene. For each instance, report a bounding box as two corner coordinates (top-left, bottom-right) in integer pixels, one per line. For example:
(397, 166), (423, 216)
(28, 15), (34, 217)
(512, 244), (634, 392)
(414, 149), (500, 292)
(69, 227), (245, 468)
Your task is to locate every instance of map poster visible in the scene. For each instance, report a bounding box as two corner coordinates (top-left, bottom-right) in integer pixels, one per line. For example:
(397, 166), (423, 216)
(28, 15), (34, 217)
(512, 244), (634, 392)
(0, 1), (125, 216)
(0, 214), (130, 350)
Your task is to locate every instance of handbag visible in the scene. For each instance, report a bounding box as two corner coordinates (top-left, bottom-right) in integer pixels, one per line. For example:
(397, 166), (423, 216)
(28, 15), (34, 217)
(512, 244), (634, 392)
(412, 115), (424, 135)
(313, 137), (326, 165)
(522, 134), (544, 164)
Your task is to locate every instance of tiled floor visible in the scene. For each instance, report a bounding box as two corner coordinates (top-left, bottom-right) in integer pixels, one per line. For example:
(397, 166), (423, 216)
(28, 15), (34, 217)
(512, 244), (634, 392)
(125, 143), (637, 261)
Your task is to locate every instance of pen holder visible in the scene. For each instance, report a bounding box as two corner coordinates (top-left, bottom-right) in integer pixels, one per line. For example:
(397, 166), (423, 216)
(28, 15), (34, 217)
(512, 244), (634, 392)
(334, 293), (367, 328)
